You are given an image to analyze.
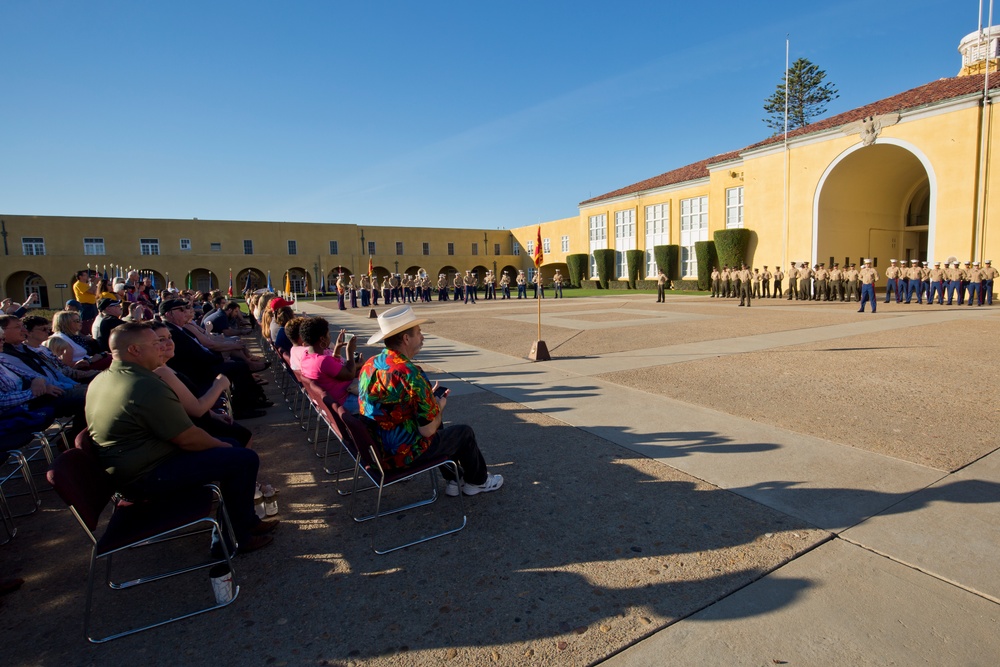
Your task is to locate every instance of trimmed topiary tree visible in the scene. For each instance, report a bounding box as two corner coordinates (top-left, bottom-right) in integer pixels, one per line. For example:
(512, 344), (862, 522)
(654, 244), (680, 282)
(566, 253), (589, 287)
(714, 229), (752, 269)
(593, 249), (616, 289)
(625, 249), (645, 289)
(695, 241), (718, 291)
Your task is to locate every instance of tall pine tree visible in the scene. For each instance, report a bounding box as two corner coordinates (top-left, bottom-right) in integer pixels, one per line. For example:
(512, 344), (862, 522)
(763, 57), (839, 133)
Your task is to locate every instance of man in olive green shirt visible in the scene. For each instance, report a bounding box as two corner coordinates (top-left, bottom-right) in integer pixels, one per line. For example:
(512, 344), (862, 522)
(86, 322), (275, 553)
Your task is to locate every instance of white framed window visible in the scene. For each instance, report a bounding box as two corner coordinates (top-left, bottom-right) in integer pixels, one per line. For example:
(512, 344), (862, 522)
(589, 214), (607, 242)
(83, 237), (105, 255)
(21, 237), (45, 256)
(726, 186), (744, 229)
(542, 238), (551, 254)
(526, 239), (535, 256)
(680, 196), (709, 277)
(210, 242), (221, 252)
(614, 209), (636, 278)
(645, 203), (670, 276)
(588, 214), (607, 277)
(561, 235), (569, 253)
(140, 238), (160, 256)
(243, 240), (254, 255)
(180, 238), (192, 251)
(512, 239), (520, 256)
(287, 240), (297, 255)
(329, 241), (338, 255)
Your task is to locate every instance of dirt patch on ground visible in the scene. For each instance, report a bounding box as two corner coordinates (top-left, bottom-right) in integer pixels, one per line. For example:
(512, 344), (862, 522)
(597, 317), (1000, 471)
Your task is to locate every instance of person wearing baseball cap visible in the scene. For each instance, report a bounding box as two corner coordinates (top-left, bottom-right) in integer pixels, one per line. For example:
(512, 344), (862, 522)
(94, 298), (125, 353)
(359, 306), (503, 499)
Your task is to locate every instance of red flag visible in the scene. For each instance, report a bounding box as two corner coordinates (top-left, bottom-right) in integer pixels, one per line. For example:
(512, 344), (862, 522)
(368, 256), (374, 276)
(533, 226), (544, 268)
(227, 269), (233, 297)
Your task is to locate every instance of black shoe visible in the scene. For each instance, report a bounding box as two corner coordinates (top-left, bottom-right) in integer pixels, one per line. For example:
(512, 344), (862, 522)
(234, 408), (267, 420)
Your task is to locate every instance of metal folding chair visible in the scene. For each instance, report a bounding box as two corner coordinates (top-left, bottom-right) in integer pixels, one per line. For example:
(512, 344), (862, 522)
(47, 448), (240, 643)
(340, 412), (466, 555)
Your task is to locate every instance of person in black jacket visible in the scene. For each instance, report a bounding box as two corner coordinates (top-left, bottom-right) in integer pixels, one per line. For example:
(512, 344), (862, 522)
(159, 298), (270, 420)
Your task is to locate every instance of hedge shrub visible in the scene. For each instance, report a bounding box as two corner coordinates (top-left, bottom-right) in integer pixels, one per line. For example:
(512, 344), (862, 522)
(566, 253), (589, 287)
(625, 249), (644, 288)
(593, 249), (616, 289)
(694, 241), (717, 291)
(713, 229), (752, 269)
(654, 244), (680, 281)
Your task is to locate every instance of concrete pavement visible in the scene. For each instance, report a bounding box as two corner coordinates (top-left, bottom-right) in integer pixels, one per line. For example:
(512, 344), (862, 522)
(307, 296), (1000, 665)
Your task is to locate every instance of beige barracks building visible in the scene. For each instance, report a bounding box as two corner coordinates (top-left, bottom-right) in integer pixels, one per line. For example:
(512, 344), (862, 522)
(3, 29), (1000, 304)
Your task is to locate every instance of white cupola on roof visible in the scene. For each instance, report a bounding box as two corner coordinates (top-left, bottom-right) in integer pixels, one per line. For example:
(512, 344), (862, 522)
(958, 25), (1000, 75)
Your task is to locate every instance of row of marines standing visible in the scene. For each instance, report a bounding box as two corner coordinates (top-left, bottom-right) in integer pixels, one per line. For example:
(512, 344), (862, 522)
(333, 268), (566, 309)
(710, 259), (995, 305)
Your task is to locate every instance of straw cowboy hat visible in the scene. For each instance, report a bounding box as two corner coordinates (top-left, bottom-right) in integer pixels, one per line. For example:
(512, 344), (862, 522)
(367, 305), (433, 345)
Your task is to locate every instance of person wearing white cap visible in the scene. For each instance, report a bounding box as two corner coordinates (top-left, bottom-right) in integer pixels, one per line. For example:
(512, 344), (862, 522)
(945, 262), (963, 305)
(358, 306), (503, 497)
(966, 261), (983, 306)
(858, 259), (879, 313)
(982, 260), (996, 306)
(516, 270), (527, 299)
(929, 262), (945, 305)
(884, 259), (900, 304)
(905, 259), (922, 304)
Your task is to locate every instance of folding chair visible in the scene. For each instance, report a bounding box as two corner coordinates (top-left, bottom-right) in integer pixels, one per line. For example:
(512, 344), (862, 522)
(340, 412), (466, 554)
(47, 448), (240, 643)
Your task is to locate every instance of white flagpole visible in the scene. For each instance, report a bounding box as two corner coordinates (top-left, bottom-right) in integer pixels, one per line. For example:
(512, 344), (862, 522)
(782, 35), (790, 268)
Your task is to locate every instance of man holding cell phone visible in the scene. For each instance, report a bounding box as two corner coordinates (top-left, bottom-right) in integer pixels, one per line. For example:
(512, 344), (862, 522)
(359, 306), (503, 497)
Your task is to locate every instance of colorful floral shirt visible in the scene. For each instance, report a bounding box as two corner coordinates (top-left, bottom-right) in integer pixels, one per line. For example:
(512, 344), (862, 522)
(358, 348), (440, 470)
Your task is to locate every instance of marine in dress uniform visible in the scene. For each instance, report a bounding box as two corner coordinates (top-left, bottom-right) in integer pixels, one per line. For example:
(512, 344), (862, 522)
(858, 259), (879, 313)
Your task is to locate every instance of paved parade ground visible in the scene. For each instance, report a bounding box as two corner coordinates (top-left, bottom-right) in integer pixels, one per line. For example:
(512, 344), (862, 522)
(4, 292), (1000, 666)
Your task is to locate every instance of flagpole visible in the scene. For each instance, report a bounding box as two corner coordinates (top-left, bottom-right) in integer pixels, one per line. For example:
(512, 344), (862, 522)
(529, 226), (550, 361)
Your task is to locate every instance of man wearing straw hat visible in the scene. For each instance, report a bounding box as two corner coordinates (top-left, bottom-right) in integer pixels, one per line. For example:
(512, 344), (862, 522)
(359, 306), (503, 497)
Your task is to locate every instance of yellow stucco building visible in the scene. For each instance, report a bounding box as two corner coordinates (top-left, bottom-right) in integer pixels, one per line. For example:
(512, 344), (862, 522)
(515, 28), (1000, 285)
(3, 29), (999, 304)
(0, 216), (525, 307)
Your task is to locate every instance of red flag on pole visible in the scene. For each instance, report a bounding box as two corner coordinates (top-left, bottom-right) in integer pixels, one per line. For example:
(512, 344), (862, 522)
(227, 269), (233, 297)
(368, 256), (374, 276)
(533, 226), (544, 268)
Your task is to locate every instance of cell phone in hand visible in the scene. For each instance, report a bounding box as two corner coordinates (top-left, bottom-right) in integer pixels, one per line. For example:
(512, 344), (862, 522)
(433, 385), (448, 398)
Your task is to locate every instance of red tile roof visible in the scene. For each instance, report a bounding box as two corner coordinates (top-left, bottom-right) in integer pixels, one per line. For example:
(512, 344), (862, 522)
(580, 74), (1000, 207)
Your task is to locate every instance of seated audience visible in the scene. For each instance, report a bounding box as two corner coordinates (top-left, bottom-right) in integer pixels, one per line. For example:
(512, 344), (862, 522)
(94, 298), (126, 353)
(150, 322), (252, 447)
(299, 317), (360, 413)
(285, 317), (308, 371)
(159, 298), (270, 420)
(272, 307), (295, 356)
(23, 316), (99, 384)
(50, 310), (103, 368)
(86, 322), (275, 553)
(0, 314), (87, 440)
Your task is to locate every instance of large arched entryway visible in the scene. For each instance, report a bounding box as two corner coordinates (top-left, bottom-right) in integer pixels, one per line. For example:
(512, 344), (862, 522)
(815, 140), (935, 268)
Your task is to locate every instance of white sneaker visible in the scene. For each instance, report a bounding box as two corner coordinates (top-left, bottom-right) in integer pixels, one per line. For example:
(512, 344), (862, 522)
(461, 474), (504, 496)
(444, 480), (460, 497)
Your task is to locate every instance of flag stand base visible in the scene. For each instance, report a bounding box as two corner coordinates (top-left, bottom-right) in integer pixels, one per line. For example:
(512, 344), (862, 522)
(369, 309), (378, 319)
(528, 340), (550, 361)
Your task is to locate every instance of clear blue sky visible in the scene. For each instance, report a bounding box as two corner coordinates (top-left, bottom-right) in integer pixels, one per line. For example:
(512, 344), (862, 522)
(0, 0), (985, 229)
